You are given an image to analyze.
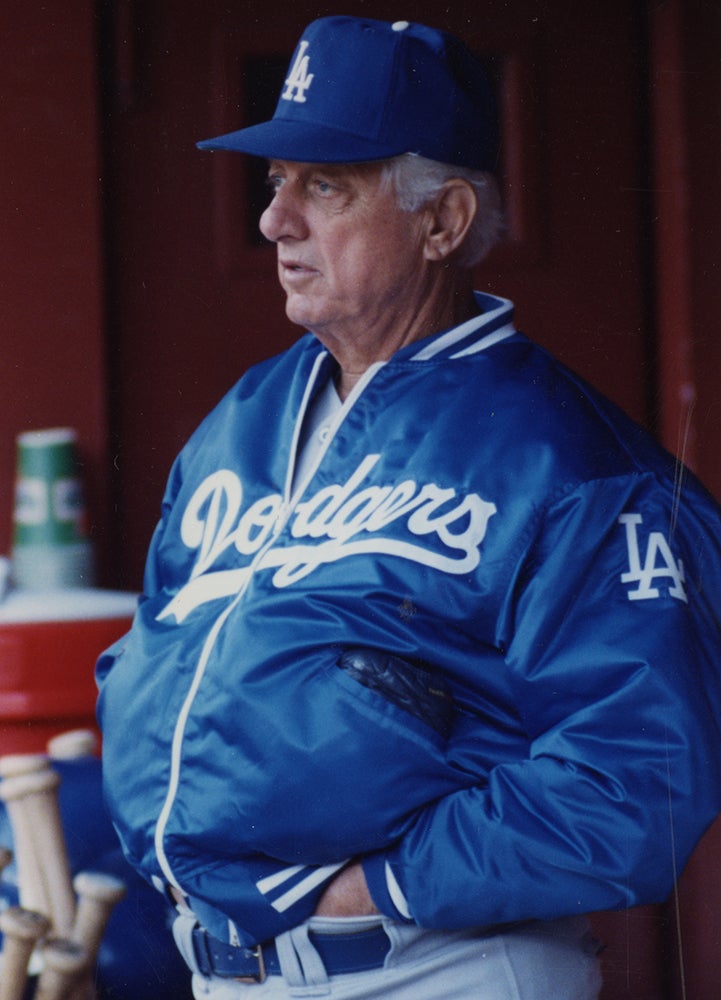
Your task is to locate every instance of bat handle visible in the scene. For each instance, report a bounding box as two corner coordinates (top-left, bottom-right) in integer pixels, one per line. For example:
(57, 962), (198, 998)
(0, 775), (51, 917)
(0, 755), (49, 780)
(71, 871), (126, 956)
(33, 938), (88, 1000)
(0, 907), (51, 1000)
(0, 767), (76, 936)
(0, 756), (55, 916)
(47, 730), (97, 761)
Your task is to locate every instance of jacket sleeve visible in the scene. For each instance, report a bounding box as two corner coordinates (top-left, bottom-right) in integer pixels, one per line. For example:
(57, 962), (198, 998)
(364, 473), (721, 929)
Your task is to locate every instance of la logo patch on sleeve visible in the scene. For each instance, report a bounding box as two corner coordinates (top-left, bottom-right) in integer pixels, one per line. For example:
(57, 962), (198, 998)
(618, 512), (687, 603)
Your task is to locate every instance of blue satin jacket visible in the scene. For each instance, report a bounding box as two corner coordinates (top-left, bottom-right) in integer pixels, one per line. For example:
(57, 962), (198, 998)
(97, 293), (721, 947)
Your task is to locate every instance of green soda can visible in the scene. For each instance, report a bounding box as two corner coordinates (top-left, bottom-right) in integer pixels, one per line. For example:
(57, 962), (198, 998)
(11, 427), (95, 589)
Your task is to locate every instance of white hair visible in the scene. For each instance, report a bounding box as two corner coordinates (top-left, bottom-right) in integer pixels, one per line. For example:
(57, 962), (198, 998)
(380, 154), (506, 267)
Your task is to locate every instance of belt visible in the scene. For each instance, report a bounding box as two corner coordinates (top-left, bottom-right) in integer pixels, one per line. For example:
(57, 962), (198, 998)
(191, 924), (391, 983)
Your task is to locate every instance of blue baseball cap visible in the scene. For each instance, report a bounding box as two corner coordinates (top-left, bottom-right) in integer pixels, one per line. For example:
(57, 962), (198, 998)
(197, 16), (499, 171)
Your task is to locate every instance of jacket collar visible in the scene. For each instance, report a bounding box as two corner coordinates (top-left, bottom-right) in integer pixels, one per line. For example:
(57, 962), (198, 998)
(406, 292), (516, 363)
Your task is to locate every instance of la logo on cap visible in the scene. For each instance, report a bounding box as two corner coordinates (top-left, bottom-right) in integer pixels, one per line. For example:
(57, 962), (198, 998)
(282, 41), (314, 103)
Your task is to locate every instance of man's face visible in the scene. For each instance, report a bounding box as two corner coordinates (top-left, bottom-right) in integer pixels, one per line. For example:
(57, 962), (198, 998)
(259, 160), (429, 358)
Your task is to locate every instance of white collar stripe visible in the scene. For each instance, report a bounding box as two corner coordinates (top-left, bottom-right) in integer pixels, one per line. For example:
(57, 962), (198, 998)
(450, 322), (516, 358)
(409, 294), (515, 362)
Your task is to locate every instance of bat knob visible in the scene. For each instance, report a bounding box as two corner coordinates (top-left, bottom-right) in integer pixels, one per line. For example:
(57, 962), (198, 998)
(72, 871), (126, 905)
(0, 904), (51, 941)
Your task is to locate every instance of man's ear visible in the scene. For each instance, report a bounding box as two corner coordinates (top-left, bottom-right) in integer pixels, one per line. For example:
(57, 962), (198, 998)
(424, 179), (477, 261)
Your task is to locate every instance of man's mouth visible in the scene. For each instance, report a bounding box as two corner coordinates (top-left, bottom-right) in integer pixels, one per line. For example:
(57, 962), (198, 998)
(280, 259), (318, 280)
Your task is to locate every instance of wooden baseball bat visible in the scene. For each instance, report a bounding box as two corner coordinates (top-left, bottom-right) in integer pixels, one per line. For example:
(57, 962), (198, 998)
(0, 755), (50, 780)
(71, 871), (126, 952)
(0, 771), (51, 918)
(0, 756), (54, 916)
(0, 767), (76, 936)
(68, 871), (127, 1000)
(33, 939), (88, 1000)
(0, 906), (50, 1000)
(47, 731), (97, 761)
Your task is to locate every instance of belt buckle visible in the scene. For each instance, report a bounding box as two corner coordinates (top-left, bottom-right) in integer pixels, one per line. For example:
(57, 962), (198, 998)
(235, 944), (266, 984)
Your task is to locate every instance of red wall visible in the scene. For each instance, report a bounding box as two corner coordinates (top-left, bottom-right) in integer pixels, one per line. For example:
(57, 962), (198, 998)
(0, 2), (110, 577)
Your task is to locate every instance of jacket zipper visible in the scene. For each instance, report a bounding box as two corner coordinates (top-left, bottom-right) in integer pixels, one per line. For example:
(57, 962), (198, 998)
(153, 352), (384, 892)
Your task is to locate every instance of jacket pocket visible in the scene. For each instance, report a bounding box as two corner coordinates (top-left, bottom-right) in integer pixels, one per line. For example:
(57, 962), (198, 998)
(337, 647), (454, 739)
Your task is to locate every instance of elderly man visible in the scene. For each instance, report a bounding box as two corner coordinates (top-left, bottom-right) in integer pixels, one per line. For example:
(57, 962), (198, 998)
(97, 15), (721, 1000)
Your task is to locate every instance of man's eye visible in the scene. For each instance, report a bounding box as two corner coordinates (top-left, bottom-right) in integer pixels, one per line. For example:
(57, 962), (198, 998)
(313, 178), (335, 195)
(266, 175), (283, 194)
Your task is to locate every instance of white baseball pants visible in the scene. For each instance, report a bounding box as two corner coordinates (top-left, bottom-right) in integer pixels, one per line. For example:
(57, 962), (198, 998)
(177, 913), (603, 1000)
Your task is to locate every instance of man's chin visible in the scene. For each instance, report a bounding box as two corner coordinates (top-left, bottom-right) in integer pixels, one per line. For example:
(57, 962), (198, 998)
(285, 299), (320, 332)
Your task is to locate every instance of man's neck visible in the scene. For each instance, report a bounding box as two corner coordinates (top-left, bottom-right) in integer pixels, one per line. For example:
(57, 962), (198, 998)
(332, 283), (479, 401)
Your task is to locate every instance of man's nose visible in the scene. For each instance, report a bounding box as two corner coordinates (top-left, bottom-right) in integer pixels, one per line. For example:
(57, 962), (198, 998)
(259, 188), (307, 243)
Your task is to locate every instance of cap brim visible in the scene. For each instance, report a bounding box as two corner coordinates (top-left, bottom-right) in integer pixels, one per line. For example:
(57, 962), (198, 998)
(196, 119), (410, 163)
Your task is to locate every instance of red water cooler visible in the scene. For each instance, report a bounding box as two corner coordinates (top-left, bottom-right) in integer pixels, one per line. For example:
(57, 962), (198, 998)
(0, 588), (193, 997)
(0, 588), (137, 753)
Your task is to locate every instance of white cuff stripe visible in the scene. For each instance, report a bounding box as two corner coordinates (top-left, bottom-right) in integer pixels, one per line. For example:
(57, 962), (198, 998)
(266, 861), (348, 913)
(385, 861), (412, 920)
